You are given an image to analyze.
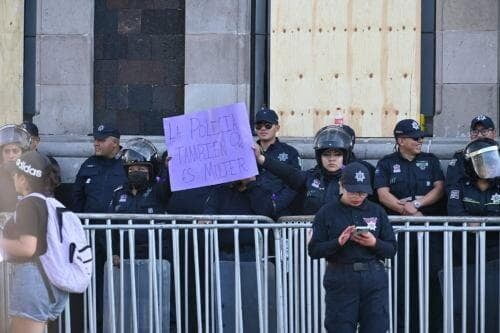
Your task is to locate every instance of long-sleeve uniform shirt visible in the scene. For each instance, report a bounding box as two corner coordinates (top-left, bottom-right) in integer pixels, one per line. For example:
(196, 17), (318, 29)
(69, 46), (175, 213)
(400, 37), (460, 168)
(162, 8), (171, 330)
(256, 138), (300, 217)
(374, 151), (445, 215)
(204, 182), (275, 252)
(445, 149), (467, 192)
(448, 178), (500, 262)
(72, 155), (127, 214)
(308, 200), (397, 263)
(108, 181), (172, 258)
(262, 158), (341, 215)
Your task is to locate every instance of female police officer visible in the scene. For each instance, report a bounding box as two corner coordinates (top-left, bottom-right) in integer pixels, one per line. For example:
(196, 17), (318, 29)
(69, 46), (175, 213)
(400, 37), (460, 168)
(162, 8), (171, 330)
(254, 125), (353, 214)
(0, 124), (31, 212)
(308, 161), (397, 332)
(108, 138), (172, 259)
(447, 137), (500, 332)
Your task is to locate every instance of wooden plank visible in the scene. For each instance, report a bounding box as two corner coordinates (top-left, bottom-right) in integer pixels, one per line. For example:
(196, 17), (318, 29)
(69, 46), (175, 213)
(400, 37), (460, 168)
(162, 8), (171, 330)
(0, 0), (24, 125)
(270, 0), (421, 137)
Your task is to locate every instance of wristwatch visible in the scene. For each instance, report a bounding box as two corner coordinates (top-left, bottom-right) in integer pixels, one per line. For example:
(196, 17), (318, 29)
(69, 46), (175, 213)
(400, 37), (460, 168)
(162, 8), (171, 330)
(413, 200), (422, 209)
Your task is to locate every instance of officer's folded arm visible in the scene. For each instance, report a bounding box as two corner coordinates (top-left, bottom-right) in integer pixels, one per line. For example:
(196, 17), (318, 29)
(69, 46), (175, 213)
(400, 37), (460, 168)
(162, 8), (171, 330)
(376, 187), (405, 214)
(416, 180), (444, 208)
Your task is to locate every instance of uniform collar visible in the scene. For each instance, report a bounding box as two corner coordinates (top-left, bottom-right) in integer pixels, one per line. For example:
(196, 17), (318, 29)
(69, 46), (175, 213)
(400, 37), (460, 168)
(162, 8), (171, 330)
(396, 151), (421, 162)
(257, 137), (280, 152)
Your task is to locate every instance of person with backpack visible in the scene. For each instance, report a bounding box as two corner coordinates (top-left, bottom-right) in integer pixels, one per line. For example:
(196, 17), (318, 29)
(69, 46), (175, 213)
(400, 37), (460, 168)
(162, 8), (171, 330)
(0, 151), (74, 333)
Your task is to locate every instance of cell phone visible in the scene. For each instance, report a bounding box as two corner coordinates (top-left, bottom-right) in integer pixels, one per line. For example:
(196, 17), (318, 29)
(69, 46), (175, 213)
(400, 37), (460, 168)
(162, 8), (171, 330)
(355, 226), (370, 234)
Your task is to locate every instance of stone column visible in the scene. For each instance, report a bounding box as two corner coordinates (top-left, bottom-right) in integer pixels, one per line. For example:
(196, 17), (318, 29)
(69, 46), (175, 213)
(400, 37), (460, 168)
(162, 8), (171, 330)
(33, 0), (94, 135)
(184, 0), (251, 113)
(434, 0), (499, 137)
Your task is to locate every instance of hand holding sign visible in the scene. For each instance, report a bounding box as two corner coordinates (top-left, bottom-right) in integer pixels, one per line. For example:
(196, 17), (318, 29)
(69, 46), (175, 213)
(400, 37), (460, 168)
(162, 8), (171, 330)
(163, 103), (258, 191)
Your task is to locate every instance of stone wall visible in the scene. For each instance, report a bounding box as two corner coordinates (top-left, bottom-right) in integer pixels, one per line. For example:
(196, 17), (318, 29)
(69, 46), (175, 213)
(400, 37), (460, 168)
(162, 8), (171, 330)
(433, 0), (500, 137)
(184, 0), (251, 113)
(93, 0), (185, 135)
(32, 0), (94, 135)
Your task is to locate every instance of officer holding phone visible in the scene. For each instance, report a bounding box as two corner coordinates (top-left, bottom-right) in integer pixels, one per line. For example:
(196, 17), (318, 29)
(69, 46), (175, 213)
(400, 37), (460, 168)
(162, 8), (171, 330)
(308, 162), (397, 332)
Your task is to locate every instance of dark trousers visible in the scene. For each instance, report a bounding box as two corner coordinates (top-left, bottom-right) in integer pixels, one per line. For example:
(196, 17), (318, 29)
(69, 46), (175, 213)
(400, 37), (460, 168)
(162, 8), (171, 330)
(323, 261), (389, 333)
(396, 233), (443, 333)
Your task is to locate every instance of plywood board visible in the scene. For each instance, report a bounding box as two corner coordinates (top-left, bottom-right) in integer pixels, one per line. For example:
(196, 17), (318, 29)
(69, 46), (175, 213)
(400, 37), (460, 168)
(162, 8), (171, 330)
(0, 0), (24, 124)
(270, 0), (421, 137)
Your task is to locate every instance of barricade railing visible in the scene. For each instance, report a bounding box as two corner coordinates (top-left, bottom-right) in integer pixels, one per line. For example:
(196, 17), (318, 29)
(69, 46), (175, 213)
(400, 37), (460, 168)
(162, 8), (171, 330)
(277, 215), (500, 333)
(1, 214), (500, 333)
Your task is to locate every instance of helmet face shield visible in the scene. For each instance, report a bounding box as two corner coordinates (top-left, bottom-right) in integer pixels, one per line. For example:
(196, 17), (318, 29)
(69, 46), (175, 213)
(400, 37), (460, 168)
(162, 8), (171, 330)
(0, 125), (31, 151)
(123, 138), (158, 162)
(120, 138), (159, 178)
(313, 126), (352, 151)
(466, 146), (500, 179)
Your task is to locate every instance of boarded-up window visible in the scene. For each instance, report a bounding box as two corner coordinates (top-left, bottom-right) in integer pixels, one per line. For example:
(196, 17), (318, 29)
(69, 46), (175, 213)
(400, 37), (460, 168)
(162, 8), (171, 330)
(270, 0), (421, 137)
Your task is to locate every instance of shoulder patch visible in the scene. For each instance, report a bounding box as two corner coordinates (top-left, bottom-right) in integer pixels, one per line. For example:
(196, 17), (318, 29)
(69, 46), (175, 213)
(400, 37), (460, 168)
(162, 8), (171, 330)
(449, 190), (460, 200)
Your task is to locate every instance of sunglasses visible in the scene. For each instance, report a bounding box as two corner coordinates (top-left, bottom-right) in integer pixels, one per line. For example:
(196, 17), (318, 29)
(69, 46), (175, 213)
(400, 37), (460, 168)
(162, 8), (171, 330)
(401, 136), (424, 142)
(255, 123), (273, 130)
(470, 128), (493, 136)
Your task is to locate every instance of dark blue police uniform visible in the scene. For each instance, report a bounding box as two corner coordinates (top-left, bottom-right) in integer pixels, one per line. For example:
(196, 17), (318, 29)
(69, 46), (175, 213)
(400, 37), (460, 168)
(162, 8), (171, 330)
(445, 149), (467, 192)
(256, 138), (300, 217)
(108, 182), (172, 258)
(309, 195), (396, 332)
(375, 151), (445, 333)
(72, 155), (127, 214)
(261, 158), (342, 215)
(448, 178), (500, 332)
(204, 181), (275, 259)
(374, 151), (445, 214)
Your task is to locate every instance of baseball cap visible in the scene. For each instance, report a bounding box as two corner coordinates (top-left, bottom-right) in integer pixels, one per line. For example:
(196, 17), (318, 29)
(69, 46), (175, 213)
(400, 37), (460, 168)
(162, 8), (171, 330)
(8, 151), (51, 180)
(255, 108), (279, 125)
(21, 121), (39, 137)
(470, 115), (495, 130)
(93, 123), (120, 140)
(393, 119), (426, 138)
(341, 162), (373, 195)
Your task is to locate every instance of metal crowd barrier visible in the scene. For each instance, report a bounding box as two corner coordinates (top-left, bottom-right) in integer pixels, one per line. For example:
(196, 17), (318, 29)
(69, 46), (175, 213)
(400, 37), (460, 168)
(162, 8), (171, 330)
(1, 214), (500, 333)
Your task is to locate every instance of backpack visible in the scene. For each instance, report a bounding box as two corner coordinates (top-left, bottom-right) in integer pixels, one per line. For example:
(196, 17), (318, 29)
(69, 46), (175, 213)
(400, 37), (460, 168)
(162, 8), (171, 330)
(26, 193), (93, 293)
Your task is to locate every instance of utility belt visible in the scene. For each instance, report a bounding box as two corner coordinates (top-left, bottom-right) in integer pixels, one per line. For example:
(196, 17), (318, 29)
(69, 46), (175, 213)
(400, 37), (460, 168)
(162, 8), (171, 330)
(327, 260), (385, 272)
(399, 195), (424, 202)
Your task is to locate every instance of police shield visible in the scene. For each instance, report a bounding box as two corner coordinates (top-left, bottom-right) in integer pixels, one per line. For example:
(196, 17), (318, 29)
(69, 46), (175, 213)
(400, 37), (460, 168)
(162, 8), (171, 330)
(466, 145), (500, 179)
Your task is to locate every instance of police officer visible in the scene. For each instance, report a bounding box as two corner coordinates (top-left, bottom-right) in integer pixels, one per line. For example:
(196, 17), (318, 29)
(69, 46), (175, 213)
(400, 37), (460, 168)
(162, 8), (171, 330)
(254, 108), (300, 217)
(254, 125), (353, 214)
(20, 121), (62, 198)
(374, 119), (445, 332)
(446, 115), (496, 191)
(308, 162), (397, 332)
(72, 123), (126, 332)
(72, 124), (126, 213)
(109, 138), (172, 259)
(448, 138), (499, 332)
(0, 124), (31, 212)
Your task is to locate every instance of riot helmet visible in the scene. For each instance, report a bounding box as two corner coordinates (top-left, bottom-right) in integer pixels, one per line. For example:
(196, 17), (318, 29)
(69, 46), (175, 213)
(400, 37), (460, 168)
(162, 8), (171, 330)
(121, 138), (159, 178)
(313, 125), (353, 171)
(464, 138), (500, 180)
(0, 124), (31, 163)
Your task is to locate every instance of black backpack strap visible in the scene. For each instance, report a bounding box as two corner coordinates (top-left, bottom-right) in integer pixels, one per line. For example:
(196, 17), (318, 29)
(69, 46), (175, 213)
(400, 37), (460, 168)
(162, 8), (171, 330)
(35, 258), (56, 304)
(55, 207), (71, 242)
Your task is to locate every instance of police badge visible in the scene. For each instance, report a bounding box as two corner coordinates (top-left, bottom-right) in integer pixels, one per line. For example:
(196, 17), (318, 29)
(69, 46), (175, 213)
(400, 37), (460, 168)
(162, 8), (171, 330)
(363, 217), (378, 231)
(277, 152), (289, 162)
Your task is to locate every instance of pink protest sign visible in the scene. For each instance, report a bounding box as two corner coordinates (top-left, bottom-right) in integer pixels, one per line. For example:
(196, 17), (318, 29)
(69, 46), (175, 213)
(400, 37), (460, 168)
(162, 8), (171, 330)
(163, 103), (258, 191)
